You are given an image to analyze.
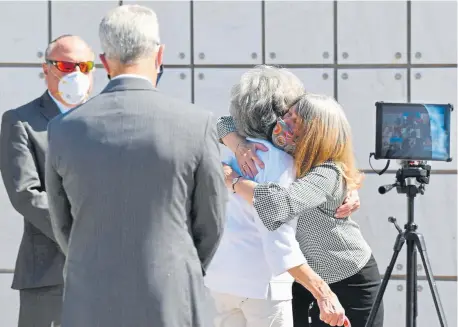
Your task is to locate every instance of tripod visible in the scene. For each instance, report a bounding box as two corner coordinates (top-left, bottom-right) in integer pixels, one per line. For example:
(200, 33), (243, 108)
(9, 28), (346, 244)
(365, 162), (448, 327)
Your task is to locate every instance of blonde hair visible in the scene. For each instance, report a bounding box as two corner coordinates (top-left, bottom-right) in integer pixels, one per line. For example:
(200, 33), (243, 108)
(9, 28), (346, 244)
(292, 93), (363, 190)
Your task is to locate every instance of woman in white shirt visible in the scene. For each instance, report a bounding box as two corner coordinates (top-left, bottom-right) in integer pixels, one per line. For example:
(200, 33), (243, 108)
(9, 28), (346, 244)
(221, 92), (383, 327)
(205, 66), (352, 327)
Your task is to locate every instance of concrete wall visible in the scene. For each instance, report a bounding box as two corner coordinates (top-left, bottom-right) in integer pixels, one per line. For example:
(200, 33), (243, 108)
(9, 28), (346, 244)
(0, 1), (456, 325)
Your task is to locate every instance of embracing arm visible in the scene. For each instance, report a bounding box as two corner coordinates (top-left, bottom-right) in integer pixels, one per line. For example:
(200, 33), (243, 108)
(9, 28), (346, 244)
(216, 115), (238, 144)
(233, 163), (341, 231)
(0, 110), (56, 242)
(217, 116), (267, 177)
(217, 115), (244, 154)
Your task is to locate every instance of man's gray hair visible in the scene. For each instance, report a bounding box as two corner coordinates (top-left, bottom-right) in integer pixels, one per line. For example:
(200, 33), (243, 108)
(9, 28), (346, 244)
(229, 65), (306, 139)
(99, 5), (160, 64)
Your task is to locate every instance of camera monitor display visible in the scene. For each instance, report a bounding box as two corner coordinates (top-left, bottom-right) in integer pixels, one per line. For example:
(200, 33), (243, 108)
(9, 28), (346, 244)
(375, 102), (452, 162)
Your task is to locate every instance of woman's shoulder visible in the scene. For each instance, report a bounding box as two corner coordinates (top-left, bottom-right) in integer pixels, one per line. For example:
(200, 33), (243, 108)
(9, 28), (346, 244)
(306, 161), (344, 197)
(310, 161), (342, 177)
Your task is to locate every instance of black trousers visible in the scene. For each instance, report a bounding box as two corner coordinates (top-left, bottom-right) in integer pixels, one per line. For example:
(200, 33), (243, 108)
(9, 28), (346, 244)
(292, 255), (384, 327)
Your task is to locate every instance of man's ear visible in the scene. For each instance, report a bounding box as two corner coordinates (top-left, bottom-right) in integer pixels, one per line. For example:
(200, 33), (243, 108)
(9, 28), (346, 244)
(42, 63), (48, 76)
(156, 44), (164, 68)
(99, 53), (110, 75)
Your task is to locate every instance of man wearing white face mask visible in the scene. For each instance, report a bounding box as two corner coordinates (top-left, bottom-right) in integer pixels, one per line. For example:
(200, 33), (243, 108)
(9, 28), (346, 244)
(43, 34), (94, 111)
(0, 34), (94, 327)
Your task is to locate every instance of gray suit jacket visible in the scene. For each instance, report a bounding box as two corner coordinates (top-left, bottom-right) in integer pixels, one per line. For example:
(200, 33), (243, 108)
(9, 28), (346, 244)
(0, 92), (65, 290)
(45, 77), (226, 327)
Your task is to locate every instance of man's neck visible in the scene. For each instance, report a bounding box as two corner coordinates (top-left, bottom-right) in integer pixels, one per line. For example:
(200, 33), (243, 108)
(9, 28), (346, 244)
(48, 91), (72, 113)
(111, 73), (153, 83)
(110, 64), (157, 86)
(106, 57), (159, 86)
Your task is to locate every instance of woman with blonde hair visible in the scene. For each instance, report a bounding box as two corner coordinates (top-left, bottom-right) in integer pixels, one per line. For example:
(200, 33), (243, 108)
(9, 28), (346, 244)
(223, 93), (384, 327)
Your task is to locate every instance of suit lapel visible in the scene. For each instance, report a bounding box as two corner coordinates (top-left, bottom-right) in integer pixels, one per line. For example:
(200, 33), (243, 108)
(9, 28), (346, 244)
(39, 91), (61, 121)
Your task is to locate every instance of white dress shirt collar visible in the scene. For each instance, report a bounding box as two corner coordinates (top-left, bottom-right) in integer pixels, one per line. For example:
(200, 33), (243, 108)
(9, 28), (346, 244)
(111, 74), (154, 86)
(47, 91), (70, 113)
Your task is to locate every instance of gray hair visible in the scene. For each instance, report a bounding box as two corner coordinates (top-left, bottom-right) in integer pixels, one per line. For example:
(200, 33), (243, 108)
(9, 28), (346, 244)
(229, 65), (306, 139)
(99, 5), (160, 64)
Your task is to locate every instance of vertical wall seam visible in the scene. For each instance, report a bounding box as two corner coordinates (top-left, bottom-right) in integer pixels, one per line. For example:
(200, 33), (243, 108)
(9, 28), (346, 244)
(333, 0), (338, 100)
(407, 0), (412, 102)
(48, 0), (52, 45)
(190, 0), (195, 104)
(261, 0), (266, 65)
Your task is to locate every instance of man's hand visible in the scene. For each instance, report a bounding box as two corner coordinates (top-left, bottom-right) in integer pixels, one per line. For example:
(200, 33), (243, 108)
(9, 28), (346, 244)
(235, 140), (268, 178)
(317, 293), (347, 326)
(335, 189), (361, 218)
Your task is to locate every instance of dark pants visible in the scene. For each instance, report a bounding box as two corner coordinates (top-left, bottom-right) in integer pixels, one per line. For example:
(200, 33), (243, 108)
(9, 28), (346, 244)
(18, 285), (63, 327)
(292, 255), (384, 327)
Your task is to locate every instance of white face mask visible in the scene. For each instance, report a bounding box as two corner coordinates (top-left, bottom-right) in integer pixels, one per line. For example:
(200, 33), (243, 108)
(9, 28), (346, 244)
(57, 71), (91, 106)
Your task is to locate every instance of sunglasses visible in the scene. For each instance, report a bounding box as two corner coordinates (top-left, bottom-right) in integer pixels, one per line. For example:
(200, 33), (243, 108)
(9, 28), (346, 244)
(46, 60), (95, 73)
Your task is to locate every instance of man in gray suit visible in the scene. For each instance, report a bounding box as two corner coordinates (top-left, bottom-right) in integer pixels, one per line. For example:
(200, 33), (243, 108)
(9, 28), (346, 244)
(0, 35), (95, 327)
(45, 5), (226, 327)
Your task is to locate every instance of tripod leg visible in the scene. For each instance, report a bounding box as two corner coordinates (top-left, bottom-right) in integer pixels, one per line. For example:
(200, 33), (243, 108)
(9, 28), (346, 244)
(365, 233), (405, 327)
(413, 233), (448, 327)
(405, 239), (417, 327)
(413, 247), (418, 322)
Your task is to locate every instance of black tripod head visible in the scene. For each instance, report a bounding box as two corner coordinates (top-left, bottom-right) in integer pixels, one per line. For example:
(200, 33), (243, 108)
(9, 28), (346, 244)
(378, 161), (431, 196)
(378, 160), (431, 228)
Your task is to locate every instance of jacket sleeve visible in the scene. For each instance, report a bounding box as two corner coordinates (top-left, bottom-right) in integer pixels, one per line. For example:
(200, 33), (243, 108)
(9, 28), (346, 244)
(45, 120), (73, 255)
(254, 163), (341, 231)
(191, 114), (227, 273)
(0, 110), (57, 242)
(216, 115), (237, 141)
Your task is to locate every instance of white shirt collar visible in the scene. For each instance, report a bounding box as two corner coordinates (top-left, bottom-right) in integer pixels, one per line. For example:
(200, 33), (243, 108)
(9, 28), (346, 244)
(47, 91), (70, 113)
(111, 74), (154, 86)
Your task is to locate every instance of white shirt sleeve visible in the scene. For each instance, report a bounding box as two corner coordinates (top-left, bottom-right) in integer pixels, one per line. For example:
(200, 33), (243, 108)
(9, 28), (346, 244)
(252, 145), (306, 276)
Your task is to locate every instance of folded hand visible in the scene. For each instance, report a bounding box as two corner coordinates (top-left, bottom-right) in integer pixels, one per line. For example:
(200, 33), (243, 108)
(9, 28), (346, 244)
(317, 293), (348, 326)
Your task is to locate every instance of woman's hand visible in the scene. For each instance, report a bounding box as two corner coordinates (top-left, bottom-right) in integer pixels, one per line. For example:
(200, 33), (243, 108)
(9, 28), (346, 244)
(235, 139), (268, 178)
(317, 293), (347, 326)
(335, 189), (361, 218)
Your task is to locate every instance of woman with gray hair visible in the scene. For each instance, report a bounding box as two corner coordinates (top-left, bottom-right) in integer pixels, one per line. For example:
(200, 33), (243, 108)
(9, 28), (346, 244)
(220, 80), (383, 326)
(205, 66), (351, 327)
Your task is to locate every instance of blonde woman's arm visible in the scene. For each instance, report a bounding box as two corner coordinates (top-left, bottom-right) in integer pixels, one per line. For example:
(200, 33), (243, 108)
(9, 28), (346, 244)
(228, 163), (340, 230)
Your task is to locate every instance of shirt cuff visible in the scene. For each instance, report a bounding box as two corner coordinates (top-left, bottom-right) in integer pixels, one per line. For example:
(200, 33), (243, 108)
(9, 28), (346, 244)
(269, 252), (307, 277)
(216, 116), (237, 142)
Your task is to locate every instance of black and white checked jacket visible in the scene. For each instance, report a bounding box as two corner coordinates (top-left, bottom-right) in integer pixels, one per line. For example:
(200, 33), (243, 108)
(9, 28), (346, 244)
(217, 115), (372, 284)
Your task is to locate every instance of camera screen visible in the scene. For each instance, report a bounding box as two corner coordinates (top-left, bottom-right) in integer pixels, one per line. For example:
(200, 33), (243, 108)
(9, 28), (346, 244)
(375, 102), (452, 161)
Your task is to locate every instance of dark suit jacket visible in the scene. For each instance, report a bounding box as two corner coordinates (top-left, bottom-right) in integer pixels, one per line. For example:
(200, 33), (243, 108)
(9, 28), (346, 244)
(45, 77), (227, 327)
(0, 92), (65, 290)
